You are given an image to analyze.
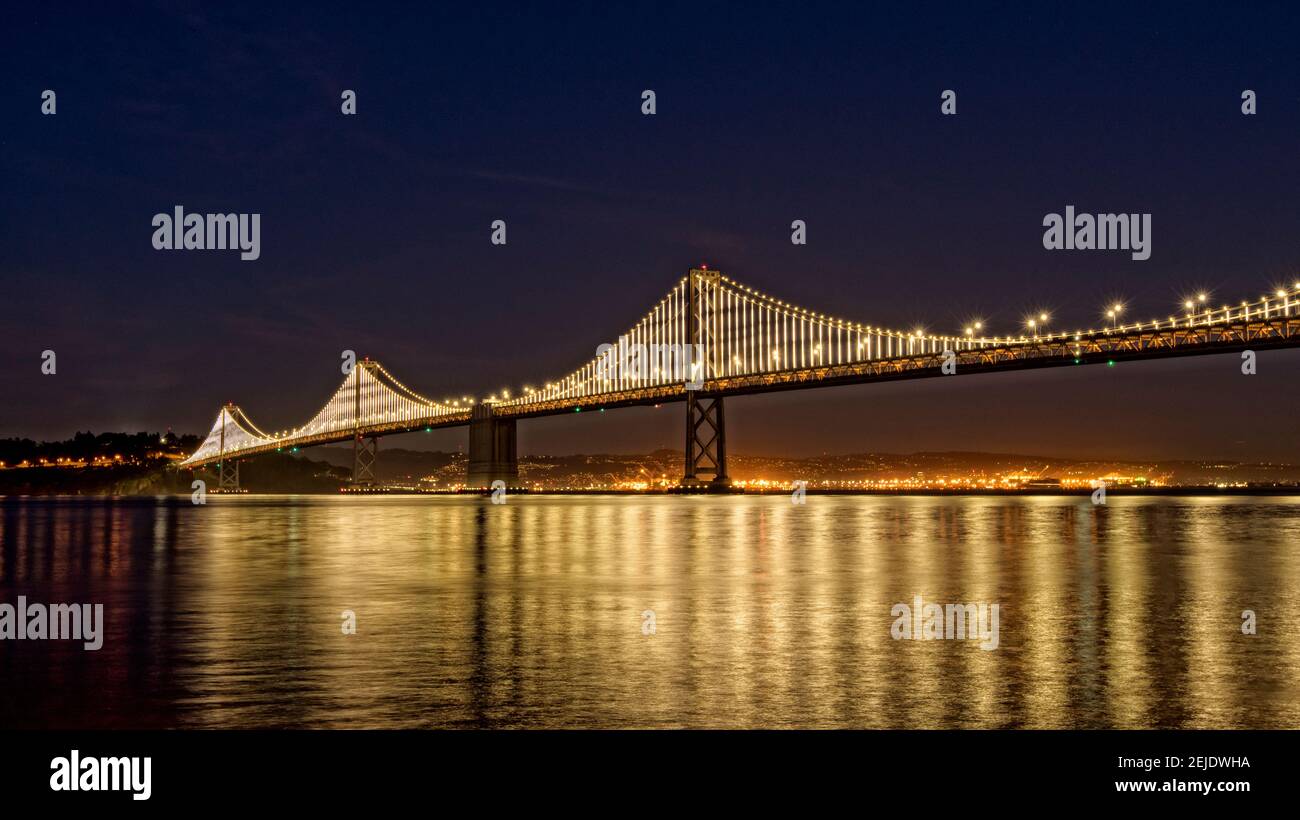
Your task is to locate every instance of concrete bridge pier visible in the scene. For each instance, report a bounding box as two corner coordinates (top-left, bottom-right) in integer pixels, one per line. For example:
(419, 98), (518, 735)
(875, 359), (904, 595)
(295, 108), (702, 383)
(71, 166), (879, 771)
(467, 403), (518, 489)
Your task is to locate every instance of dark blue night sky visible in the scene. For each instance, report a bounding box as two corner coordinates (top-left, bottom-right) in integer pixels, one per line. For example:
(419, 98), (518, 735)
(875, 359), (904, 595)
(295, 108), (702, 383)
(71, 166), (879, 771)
(4, 1), (1300, 460)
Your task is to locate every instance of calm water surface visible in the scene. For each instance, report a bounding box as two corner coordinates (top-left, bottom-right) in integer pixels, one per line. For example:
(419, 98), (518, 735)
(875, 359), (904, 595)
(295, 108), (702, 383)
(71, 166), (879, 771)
(2, 494), (1298, 728)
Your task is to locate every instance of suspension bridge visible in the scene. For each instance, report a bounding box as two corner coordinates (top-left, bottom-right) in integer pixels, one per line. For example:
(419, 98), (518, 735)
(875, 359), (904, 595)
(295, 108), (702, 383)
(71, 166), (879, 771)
(180, 268), (1300, 490)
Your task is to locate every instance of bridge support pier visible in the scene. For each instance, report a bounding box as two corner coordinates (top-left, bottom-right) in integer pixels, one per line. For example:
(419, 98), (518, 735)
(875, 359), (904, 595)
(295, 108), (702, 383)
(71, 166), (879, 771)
(352, 434), (378, 485)
(219, 459), (240, 491)
(467, 404), (518, 489)
(681, 393), (730, 487)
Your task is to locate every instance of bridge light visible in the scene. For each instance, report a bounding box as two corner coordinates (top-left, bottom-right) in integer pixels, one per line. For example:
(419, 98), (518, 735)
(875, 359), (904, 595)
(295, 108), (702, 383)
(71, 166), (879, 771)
(1198, 293), (1208, 303)
(1276, 289), (1287, 298)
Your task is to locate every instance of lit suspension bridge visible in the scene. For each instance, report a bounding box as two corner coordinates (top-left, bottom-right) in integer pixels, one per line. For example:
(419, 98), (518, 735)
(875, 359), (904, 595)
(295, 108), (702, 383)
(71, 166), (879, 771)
(181, 269), (1300, 489)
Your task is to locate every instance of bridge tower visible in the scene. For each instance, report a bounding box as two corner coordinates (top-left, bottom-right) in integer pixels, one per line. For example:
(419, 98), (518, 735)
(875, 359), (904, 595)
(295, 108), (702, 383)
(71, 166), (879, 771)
(467, 403), (518, 489)
(217, 403), (240, 491)
(682, 267), (731, 488)
(350, 362), (380, 486)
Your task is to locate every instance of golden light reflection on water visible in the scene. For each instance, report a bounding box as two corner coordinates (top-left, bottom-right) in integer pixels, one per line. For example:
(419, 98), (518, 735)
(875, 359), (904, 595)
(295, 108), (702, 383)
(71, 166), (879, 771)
(1, 495), (1298, 728)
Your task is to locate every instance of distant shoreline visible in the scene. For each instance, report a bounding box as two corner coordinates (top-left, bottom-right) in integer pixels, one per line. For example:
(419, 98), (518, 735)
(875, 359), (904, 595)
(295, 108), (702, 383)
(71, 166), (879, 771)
(6, 486), (1300, 499)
